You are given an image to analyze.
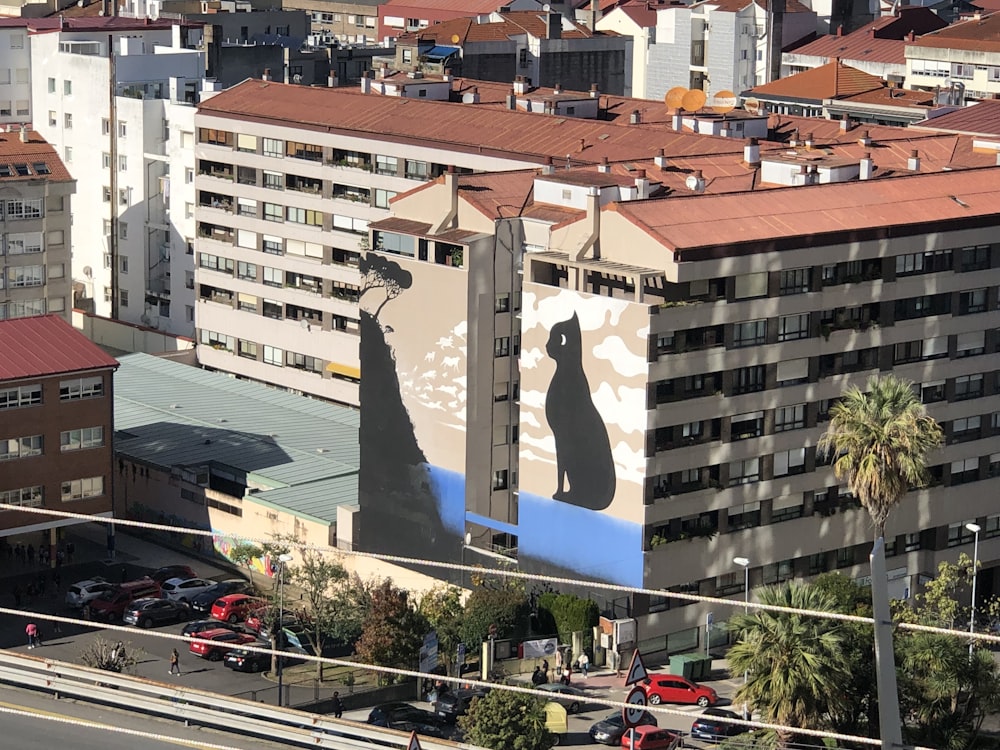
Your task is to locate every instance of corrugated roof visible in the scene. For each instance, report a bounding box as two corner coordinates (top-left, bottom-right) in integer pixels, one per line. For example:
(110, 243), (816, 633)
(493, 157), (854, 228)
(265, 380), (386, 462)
(251, 477), (358, 526)
(398, 11), (596, 43)
(749, 61), (884, 101)
(0, 315), (119, 381)
(912, 99), (1000, 136)
(114, 353), (358, 524)
(788, 32), (907, 64)
(911, 10), (1000, 51)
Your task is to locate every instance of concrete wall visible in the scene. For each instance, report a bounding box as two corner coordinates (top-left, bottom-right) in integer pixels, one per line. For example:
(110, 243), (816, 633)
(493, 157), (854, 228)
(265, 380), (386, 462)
(0, 27), (32, 126)
(72, 309), (195, 353)
(647, 7), (692, 101)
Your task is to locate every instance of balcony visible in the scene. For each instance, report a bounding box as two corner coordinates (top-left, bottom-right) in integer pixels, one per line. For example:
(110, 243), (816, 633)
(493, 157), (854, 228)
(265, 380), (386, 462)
(197, 223), (234, 244)
(198, 159), (234, 181)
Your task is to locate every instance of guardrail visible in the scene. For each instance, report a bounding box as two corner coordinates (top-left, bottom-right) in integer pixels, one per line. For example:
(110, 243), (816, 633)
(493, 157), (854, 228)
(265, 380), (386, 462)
(0, 651), (472, 750)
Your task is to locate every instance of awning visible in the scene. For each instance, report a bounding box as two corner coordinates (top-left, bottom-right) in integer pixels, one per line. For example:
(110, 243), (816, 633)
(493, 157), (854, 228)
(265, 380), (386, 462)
(423, 45), (460, 61)
(326, 362), (360, 380)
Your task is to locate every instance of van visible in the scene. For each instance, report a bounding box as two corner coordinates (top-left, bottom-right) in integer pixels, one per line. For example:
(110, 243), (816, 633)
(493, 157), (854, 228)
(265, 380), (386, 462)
(87, 578), (162, 621)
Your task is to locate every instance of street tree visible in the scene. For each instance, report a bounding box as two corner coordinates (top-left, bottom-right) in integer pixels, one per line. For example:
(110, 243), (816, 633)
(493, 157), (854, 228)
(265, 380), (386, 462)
(457, 688), (553, 750)
(818, 373), (943, 541)
(355, 579), (428, 684)
(419, 584), (464, 675)
(461, 586), (531, 647)
(727, 582), (852, 748)
(80, 637), (141, 674)
(227, 540), (263, 570)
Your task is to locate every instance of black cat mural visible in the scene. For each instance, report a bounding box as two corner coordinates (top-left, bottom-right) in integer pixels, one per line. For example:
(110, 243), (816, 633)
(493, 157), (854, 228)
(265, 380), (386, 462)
(544, 313), (616, 511)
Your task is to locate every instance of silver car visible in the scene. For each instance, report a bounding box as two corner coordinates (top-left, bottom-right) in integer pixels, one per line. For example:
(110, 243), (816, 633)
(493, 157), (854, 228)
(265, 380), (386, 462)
(65, 578), (114, 608)
(161, 577), (217, 603)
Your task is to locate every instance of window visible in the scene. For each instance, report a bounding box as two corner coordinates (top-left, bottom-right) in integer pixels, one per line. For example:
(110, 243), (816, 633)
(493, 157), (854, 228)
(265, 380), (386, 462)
(733, 365), (765, 394)
(494, 336), (510, 357)
(956, 331), (985, 358)
(894, 293), (950, 320)
(375, 188), (397, 209)
(237, 166), (256, 185)
(776, 358), (809, 385)
(118, 120), (127, 137)
(5, 199), (42, 219)
(951, 459), (980, 486)
(6, 265), (43, 287)
(101, 118), (110, 135)
(119, 255), (128, 273)
(262, 236), (283, 255)
(405, 160), (428, 180)
(263, 345), (283, 366)
(952, 62), (975, 79)
(894, 340), (923, 364)
(951, 416), (981, 442)
(732, 319), (766, 347)
(286, 141), (322, 161)
(120, 290), (128, 308)
(263, 138), (283, 157)
(237, 293), (257, 313)
(48, 77), (55, 93)
(778, 313), (810, 341)
(771, 496), (804, 523)
(264, 203), (283, 222)
(262, 299), (282, 319)
(734, 272), (767, 299)
(0, 435), (43, 461)
(959, 245), (990, 272)
(198, 253), (234, 273)
(200, 329), (235, 351)
(774, 448), (806, 477)
(959, 288), (988, 315)
(63, 79), (72, 95)
(286, 206), (323, 226)
(236, 229), (256, 249)
(492, 469), (509, 490)
(775, 403), (805, 432)
(236, 133), (257, 153)
(730, 411), (763, 440)
(955, 374), (983, 401)
(119, 188), (129, 206)
(117, 154), (127, 171)
(495, 295), (510, 313)
(729, 501), (761, 530)
(263, 170), (283, 189)
(729, 457), (760, 486)
(7, 233), (43, 255)
(237, 261), (256, 280)
(895, 249), (952, 276)
(779, 268), (810, 295)
(263, 266), (283, 287)
(237, 198), (257, 218)
(238, 340), (258, 359)
(922, 336), (948, 360)
(921, 380), (946, 404)
(60, 427), (104, 452)
(61, 476), (104, 501)
(48, 110), (56, 127)
(101, 185), (111, 202)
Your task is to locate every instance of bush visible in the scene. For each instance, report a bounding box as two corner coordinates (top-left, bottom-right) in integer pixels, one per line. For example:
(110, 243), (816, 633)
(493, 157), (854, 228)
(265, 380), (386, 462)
(458, 688), (553, 750)
(537, 592), (600, 651)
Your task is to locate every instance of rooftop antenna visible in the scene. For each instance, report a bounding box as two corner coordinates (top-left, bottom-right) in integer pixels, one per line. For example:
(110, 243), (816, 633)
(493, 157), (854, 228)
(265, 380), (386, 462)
(565, 153), (571, 169)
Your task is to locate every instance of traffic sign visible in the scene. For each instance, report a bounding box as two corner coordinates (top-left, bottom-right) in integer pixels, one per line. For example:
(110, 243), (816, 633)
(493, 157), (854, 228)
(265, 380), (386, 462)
(407, 730), (422, 750)
(622, 685), (648, 728)
(624, 649), (648, 686)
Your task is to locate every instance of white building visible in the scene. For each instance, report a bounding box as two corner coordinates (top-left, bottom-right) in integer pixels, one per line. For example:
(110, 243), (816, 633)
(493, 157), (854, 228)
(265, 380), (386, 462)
(596, 1), (657, 100)
(0, 22), (31, 128)
(29, 18), (206, 336)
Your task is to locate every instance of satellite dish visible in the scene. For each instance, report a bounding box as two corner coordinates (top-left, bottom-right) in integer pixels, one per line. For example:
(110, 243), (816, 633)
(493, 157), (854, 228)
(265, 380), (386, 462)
(83, 266), (92, 278)
(293, 73), (302, 84)
(450, 34), (460, 44)
(710, 90), (737, 114)
(543, 2), (551, 9)
(744, 97), (761, 115)
(665, 86), (687, 110)
(680, 89), (707, 112)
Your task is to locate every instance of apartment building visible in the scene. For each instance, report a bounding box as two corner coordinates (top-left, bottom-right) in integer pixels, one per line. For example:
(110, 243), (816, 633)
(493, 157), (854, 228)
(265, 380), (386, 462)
(358, 153), (1000, 648)
(0, 21), (30, 128)
(29, 17), (206, 335)
(0, 126), (74, 322)
(906, 11), (1000, 102)
(0, 314), (118, 550)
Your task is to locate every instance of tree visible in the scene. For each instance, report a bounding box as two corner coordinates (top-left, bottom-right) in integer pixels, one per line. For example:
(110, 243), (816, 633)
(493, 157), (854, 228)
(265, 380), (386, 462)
(537, 592), (600, 652)
(457, 688), (553, 750)
(359, 253), (412, 319)
(227, 540), (263, 570)
(461, 586), (531, 648)
(818, 374), (943, 541)
(419, 585), (465, 676)
(355, 579), (428, 683)
(727, 582), (852, 748)
(80, 637), (140, 674)
(917, 553), (976, 629)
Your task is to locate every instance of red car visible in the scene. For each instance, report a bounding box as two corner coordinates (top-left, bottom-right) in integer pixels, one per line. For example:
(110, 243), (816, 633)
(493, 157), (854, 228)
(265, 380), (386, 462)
(643, 675), (718, 708)
(209, 593), (264, 623)
(620, 725), (681, 750)
(188, 628), (259, 661)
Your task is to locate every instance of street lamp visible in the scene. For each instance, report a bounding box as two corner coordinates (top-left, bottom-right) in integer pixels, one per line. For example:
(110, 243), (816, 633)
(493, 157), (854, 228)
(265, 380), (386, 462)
(275, 552), (293, 707)
(967, 523), (981, 658)
(733, 557), (750, 720)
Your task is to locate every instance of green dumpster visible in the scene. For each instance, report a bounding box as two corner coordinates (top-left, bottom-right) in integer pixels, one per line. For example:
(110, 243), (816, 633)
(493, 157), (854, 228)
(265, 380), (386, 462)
(669, 653), (694, 679)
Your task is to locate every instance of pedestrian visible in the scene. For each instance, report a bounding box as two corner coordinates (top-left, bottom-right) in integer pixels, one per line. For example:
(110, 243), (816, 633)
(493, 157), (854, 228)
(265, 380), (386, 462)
(14, 543), (23, 565)
(577, 651), (590, 678)
(25, 622), (37, 648)
(56, 549), (64, 568)
(331, 691), (344, 719)
(169, 648), (180, 675)
(52, 616), (62, 635)
(531, 666), (545, 686)
(66, 541), (75, 563)
(561, 663), (572, 686)
(12, 584), (21, 608)
(541, 659), (550, 683)
(26, 544), (34, 565)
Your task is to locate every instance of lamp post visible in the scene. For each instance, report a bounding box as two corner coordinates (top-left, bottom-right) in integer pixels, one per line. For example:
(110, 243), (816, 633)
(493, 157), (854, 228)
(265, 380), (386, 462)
(733, 557), (750, 721)
(967, 523), (981, 658)
(275, 552), (293, 707)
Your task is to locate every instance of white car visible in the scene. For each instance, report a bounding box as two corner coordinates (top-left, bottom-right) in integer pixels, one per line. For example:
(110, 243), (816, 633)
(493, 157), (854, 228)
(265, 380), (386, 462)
(161, 577), (218, 603)
(65, 578), (115, 608)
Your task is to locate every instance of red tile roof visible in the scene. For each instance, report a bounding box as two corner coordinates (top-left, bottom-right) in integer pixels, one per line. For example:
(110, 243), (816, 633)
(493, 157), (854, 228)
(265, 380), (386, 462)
(399, 11), (596, 42)
(912, 99), (1000, 136)
(0, 129), (71, 182)
(910, 11), (1000, 51)
(694, 0), (813, 13)
(837, 86), (935, 106)
(749, 61), (883, 101)
(0, 315), (119, 382)
(614, 0), (665, 28)
(788, 33), (907, 64)
(381, 0), (511, 9)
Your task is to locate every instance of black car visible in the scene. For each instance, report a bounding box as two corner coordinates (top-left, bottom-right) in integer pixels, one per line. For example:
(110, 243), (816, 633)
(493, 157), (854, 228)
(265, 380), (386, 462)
(589, 711), (657, 745)
(181, 619), (244, 638)
(433, 688), (489, 723)
(122, 598), (189, 628)
(691, 708), (745, 742)
(223, 646), (286, 673)
(367, 702), (452, 739)
(149, 565), (198, 584)
(189, 579), (254, 614)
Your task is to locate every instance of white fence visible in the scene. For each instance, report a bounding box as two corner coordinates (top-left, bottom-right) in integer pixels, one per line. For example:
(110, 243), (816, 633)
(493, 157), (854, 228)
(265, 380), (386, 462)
(0, 651), (471, 750)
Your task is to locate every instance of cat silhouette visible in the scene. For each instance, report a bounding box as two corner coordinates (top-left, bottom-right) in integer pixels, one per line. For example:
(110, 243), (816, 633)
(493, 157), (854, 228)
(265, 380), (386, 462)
(544, 313), (616, 510)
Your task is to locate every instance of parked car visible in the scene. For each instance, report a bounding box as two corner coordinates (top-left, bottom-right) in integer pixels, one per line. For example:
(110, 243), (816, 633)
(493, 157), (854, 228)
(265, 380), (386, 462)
(188, 628), (259, 661)
(643, 675), (718, 707)
(189, 579), (253, 614)
(691, 707), (746, 742)
(244, 607), (300, 636)
(367, 702), (452, 739)
(161, 577), (217, 603)
(223, 646), (286, 673)
(589, 711), (657, 745)
(149, 565), (198, 584)
(210, 593), (264, 623)
(65, 578), (114, 609)
(535, 683), (588, 713)
(433, 688), (489, 723)
(87, 578), (162, 621)
(181, 619), (244, 638)
(621, 725), (681, 750)
(123, 597), (190, 628)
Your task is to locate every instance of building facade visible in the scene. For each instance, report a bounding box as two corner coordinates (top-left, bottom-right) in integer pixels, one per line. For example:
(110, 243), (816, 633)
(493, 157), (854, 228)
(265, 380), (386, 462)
(0, 315), (118, 550)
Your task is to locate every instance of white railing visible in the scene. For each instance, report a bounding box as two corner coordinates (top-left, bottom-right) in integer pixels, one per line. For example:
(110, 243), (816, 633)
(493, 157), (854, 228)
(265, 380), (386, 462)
(0, 651), (471, 750)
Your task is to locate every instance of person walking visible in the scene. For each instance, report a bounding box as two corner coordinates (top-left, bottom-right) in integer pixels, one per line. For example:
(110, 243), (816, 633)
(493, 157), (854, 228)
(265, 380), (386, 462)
(577, 651), (590, 678)
(331, 691), (344, 719)
(169, 648), (181, 675)
(25, 622), (37, 648)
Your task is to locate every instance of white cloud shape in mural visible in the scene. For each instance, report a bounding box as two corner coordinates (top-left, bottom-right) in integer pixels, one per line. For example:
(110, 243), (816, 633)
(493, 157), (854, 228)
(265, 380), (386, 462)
(520, 411), (542, 429)
(592, 382), (648, 435)
(520, 432), (557, 457)
(521, 289), (632, 335)
(520, 447), (557, 467)
(592, 335), (648, 378)
(520, 347), (545, 370)
(519, 389), (547, 410)
(611, 441), (646, 484)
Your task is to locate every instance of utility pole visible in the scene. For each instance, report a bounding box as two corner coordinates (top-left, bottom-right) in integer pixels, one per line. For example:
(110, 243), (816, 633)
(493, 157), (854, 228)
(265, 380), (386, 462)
(108, 33), (120, 319)
(870, 537), (903, 749)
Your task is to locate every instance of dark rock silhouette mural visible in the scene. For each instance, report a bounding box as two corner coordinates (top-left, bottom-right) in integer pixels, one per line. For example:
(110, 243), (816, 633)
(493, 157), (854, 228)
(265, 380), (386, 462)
(544, 313), (616, 510)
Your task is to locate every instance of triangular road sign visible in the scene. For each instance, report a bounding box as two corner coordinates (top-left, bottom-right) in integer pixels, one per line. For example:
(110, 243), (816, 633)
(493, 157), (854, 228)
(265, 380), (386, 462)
(407, 730), (422, 750)
(624, 649), (648, 686)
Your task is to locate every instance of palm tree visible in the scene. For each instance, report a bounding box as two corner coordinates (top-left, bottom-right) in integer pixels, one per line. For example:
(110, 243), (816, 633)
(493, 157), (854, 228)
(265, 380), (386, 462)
(727, 583), (852, 747)
(818, 374), (943, 541)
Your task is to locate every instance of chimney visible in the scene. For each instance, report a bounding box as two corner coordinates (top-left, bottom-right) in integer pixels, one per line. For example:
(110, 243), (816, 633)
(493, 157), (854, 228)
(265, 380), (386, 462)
(443, 67), (452, 82)
(868, 26), (874, 37)
(685, 169), (705, 193)
(908, 149), (920, 171)
(804, 132), (814, 149)
(996, 151), (1000, 167)
(836, 24), (843, 36)
(360, 70), (372, 94)
(807, 164), (819, 185)
(789, 128), (800, 146)
(634, 169), (651, 199)
(19, 124), (27, 143)
(542, 156), (555, 175)
(59, 14), (66, 29)
(907, 31), (915, 42)
(328, 73), (338, 88)
(590, 0), (601, 30)
(858, 129), (871, 147)
(102, 0), (108, 15)
(598, 156), (611, 173)
(654, 148), (668, 169)
(506, 89), (516, 110)
(672, 111), (682, 131)
(839, 116), (853, 132)
(513, 75), (528, 95)
(462, 86), (481, 104)
(630, 109), (641, 125)
(262, 68), (272, 81)
(547, 11), (562, 39)
(554, 82), (563, 94)
(744, 136), (760, 166)
(590, 83), (599, 99)
(376, 63), (388, 80)
(860, 151), (874, 180)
